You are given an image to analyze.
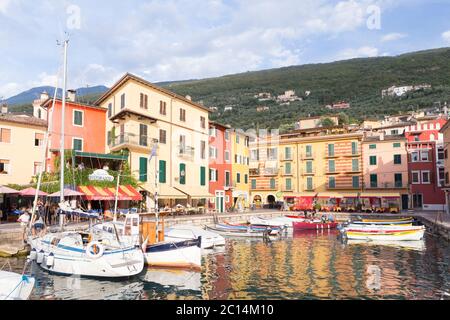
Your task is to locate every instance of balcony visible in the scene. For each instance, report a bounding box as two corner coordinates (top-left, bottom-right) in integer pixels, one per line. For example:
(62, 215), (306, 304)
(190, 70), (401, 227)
(249, 168), (279, 176)
(301, 167), (315, 176)
(325, 152), (338, 159)
(342, 151), (361, 158)
(300, 152), (315, 160)
(280, 154), (294, 161)
(177, 145), (195, 159)
(109, 133), (156, 152)
(249, 168), (260, 176)
(281, 170), (294, 176)
(303, 183), (315, 191)
(281, 185), (294, 192)
(365, 182), (405, 189)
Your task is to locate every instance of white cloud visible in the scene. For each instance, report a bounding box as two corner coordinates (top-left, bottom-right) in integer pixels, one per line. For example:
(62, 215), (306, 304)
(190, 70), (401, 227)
(442, 30), (450, 44)
(381, 32), (407, 42)
(337, 46), (379, 60)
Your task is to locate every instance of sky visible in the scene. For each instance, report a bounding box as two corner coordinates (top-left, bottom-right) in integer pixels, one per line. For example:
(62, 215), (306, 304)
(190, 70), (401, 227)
(1, 0), (450, 99)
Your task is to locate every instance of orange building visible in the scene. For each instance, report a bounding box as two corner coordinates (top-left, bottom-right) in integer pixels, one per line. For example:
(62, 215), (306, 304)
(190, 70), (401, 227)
(41, 95), (107, 172)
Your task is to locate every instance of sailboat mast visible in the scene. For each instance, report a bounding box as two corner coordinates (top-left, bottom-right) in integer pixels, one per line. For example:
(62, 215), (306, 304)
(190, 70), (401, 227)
(59, 39), (68, 229)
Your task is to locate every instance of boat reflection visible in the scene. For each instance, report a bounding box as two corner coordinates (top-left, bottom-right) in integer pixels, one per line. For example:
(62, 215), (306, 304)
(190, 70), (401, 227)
(141, 268), (202, 292)
(346, 239), (426, 251)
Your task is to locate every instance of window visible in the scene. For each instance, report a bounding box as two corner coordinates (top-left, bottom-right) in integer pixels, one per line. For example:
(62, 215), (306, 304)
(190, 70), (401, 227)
(236, 135), (240, 144)
(285, 178), (292, 191)
(446, 172), (449, 185)
(179, 108), (186, 122)
(139, 93), (148, 109)
(179, 163), (186, 185)
(225, 150), (230, 162)
(209, 169), (217, 182)
(33, 162), (42, 175)
(352, 176), (359, 189)
(285, 162), (292, 175)
(72, 138), (83, 152)
(200, 116), (206, 129)
(421, 171), (430, 184)
(438, 148), (444, 160)
(420, 151), (429, 162)
(0, 159), (10, 174)
(34, 133), (44, 146)
(369, 144), (376, 149)
(306, 161), (313, 174)
(244, 174), (248, 184)
(394, 173), (403, 188)
(445, 149), (448, 159)
(225, 171), (230, 187)
(307, 177), (313, 190)
(328, 160), (335, 173)
(306, 145), (312, 157)
(439, 168), (445, 186)
(209, 127), (217, 137)
(328, 176), (335, 189)
(394, 154), (402, 165)
(370, 174), (378, 188)
(108, 103), (112, 118)
(224, 130), (230, 141)
(411, 151), (419, 162)
(391, 130), (399, 135)
(352, 159), (359, 171)
(352, 141), (358, 155)
(159, 129), (166, 144)
(328, 144), (335, 157)
(159, 101), (167, 115)
(270, 178), (276, 189)
(139, 124), (148, 147)
(393, 142), (401, 148)
(179, 135), (186, 154)
(267, 148), (277, 160)
(236, 173), (241, 184)
(159, 160), (166, 183)
(285, 147), (292, 160)
(38, 109), (42, 119)
(200, 167), (206, 186)
(411, 171), (420, 184)
(0, 128), (11, 143)
(250, 149), (259, 161)
(139, 157), (147, 182)
(245, 137), (249, 147)
(209, 147), (217, 159)
(120, 93), (125, 109)
(200, 141), (206, 159)
(73, 110), (83, 126)
(251, 179), (257, 189)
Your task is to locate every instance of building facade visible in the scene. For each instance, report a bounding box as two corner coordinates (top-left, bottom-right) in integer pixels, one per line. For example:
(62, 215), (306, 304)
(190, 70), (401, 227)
(439, 119), (450, 213)
(230, 130), (250, 209)
(96, 73), (211, 209)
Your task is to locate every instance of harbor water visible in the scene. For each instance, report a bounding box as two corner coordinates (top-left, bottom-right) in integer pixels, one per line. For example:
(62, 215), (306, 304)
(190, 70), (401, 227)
(1, 230), (449, 300)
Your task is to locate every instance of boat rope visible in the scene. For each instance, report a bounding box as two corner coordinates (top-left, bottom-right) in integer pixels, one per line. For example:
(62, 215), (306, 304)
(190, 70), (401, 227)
(4, 260), (32, 300)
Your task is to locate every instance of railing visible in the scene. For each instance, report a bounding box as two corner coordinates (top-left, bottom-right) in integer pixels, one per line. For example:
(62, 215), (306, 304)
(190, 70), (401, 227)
(281, 185), (293, 192)
(249, 168), (279, 176)
(249, 168), (260, 176)
(301, 167), (315, 175)
(177, 145), (195, 157)
(280, 154), (294, 161)
(109, 133), (156, 149)
(300, 152), (315, 160)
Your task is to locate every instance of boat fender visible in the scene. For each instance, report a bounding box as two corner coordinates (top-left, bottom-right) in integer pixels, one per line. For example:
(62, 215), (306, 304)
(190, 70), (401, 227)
(36, 250), (45, 264)
(197, 236), (202, 248)
(46, 253), (55, 267)
(29, 248), (37, 261)
(86, 241), (104, 259)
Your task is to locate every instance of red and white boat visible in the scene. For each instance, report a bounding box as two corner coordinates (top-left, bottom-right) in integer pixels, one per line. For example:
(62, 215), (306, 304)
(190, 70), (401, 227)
(293, 220), (339, 231)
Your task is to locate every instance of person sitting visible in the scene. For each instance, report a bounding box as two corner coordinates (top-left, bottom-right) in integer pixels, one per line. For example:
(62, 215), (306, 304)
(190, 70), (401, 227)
(32, 215), (45, 236)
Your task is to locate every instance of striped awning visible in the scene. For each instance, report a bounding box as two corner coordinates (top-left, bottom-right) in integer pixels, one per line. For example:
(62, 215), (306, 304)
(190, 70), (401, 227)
(78, 185), (142, 201)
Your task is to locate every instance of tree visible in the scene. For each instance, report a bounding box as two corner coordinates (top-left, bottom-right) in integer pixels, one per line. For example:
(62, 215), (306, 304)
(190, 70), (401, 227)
(320, 117), (335, 128)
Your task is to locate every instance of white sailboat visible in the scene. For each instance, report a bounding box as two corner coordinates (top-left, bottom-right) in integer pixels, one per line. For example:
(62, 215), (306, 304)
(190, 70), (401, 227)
(27, 39), (144, 278)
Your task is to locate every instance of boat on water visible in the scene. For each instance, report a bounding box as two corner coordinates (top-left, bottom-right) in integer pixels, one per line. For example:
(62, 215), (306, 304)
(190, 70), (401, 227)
(205, 225), (279, 238)
(248, 216), (292, 229)
(0, 271), (35, 300)
(94, 213), (202, 270)
(217, 222), (282, 235)
(344, 225), (425, 241)
(360, 217), (413, 223)
(346, 239), (426, 251)
(293, 220), (339, 230)
(164, 224), (225, 249)
(28, 232), (145, 278)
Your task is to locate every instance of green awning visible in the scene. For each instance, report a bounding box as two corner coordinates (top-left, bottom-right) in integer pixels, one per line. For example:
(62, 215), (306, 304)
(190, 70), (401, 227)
(74, 151), (128, 161)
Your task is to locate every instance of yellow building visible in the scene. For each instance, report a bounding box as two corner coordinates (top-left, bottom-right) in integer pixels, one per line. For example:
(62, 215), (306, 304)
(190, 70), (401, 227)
(0, 112), (47, 185)
(230, 130), (250, 208)
(439, 119), (450, 214)
(95, 73), (212, 210)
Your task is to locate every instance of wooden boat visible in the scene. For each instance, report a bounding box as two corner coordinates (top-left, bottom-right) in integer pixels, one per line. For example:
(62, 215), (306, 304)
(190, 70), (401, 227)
(344, 226), (425, 241)
(205, 225), (278, 238)
(352, 219), (414, 225)
(293, 220), (339, 230)
(361, 217), (413, 223)
(344, 224), (414, 231)
(218, 222), (281, 235)
(346, 239), (426, 251)
(0, 271), (35, 300)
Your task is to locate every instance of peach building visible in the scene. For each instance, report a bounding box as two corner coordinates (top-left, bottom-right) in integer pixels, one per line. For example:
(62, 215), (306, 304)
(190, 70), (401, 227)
(362, 133), (409, 212)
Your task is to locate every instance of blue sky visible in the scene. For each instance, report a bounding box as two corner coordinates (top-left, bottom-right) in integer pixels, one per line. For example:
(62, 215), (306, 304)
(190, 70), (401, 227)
(1, 0), (450, 99)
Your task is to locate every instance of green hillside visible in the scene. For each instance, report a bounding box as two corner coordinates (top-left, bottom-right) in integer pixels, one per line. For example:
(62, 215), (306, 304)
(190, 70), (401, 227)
(162, 47), (450, 131)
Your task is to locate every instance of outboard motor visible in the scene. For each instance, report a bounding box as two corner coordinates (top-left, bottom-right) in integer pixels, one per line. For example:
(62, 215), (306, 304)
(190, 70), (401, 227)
(36, 250), (45, 264)
(46, 253), (55, 268)
(29, 248), (37, 261)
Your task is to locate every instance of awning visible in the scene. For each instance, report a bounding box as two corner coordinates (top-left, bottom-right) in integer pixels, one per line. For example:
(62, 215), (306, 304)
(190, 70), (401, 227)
(283, 192), (318, 198)
(78, 185), (142, 201)
(360, 192), (401, 198)
(0, 185), (19, 194)
(19, 188), (48, 196)
(174, 187), (215, 199)
(49, 189), (85, 197)
(317, 192), (343, 198)
(140, 184), (187, 199)
(73, 151), (128, 161)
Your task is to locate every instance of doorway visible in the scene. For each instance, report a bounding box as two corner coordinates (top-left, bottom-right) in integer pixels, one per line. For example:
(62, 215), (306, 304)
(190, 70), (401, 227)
(215, 191), (225, 213)
(401, 194), (409, 210)
(412, 194), (423, 209)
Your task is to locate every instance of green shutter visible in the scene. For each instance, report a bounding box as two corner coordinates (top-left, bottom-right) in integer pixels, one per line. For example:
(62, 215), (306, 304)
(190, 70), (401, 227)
(270, 178), (276, 189)
(286, 178), (292, 190)
(306, 145), (312, 157)
(328, 144), (334, 156)
(369, 144), (376, 149)
(370, 174), (378, 187)
(200, 166), (206, 186)
(159, 160), (166, 183)
(251, 179), (256, 189)
(236, 173), (241, 183)
(329, 177), (335, 188)
(245, 174), (248, 184)
(307, 177), (313, 190)
(370, 156), (377, 165)
(329, 160), (335, 172)
(306, 161), (312, 173)
(393, 142), (401, 148)
(139, 157), (147, 182)
(179, 163), (186, 185)
(352, 176), (359, 188)
(352, 159), (359, 171)
(285, 162), (292, 174)
(352, 141), (357, 154)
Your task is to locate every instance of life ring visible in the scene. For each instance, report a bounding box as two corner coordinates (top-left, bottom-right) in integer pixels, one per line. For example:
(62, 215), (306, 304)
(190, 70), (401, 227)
(86, 241), (104, 259)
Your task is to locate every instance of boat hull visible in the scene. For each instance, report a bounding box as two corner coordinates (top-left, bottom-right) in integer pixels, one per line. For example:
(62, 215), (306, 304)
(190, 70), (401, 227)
(293, 221), (338, 230)
(205, 225), (276, 238)
(345, 228), (425, 241)
(0, 271), (35, 300)
(144, 239), (202, 270)
(165, 225), (225, 249)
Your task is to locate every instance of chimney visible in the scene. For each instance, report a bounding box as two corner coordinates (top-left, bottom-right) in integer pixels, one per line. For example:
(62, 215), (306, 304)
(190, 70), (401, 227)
(185, 95), (191, 101)
(40, 91), (49, 101)
(67, 89), (76, 102)
(1, 104), (7, 114)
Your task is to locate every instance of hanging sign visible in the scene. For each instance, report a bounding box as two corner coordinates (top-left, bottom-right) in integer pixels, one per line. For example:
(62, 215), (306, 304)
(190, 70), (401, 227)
(88, 169), (114, 182)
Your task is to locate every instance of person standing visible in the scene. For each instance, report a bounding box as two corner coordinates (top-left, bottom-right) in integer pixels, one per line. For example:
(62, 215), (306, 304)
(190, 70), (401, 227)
(17, 210), (30, 243)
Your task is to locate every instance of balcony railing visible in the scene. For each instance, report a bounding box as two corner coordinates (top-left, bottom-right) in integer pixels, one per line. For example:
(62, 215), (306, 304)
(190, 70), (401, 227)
(109, 133), (156, 149)
(365, 182), (404, 189)
(280, 154), (293, 161)
(281, 185), (294, 192)
(304, 183), (315, 191)
(300, 152), (315, 160)
(301, 167), (315, 175)
(177, 145), (195, 157)
(249, 168), (279, 176)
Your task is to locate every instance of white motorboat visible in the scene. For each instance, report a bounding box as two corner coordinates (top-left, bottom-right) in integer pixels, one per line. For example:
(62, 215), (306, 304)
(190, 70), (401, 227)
(28, 232), (145, 278)
(0, 270), (35, 300)
(94, 214), (202, 270)
(165, 224), (225, 249)
(249, 216), (292, 229)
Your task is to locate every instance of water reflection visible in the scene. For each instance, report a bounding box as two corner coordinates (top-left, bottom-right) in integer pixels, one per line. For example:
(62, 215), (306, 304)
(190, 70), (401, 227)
(1, 232), (448, 300)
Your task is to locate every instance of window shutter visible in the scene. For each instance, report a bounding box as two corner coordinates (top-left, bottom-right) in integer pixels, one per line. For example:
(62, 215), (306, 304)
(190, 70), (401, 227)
(200, 166), (206, 186)
(139, 157), (147, 182)
(180, 163), (186, 185)
(159, 160), (166, 183)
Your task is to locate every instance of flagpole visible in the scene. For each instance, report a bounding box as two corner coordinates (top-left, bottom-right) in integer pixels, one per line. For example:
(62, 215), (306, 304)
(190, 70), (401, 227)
(154, 140), (159, 242)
